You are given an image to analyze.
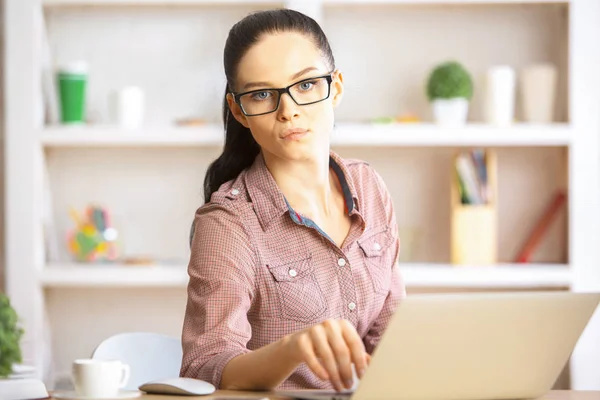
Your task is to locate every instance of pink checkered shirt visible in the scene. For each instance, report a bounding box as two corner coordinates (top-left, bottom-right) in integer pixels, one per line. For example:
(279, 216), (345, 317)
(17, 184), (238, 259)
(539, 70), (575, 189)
(180, 150), (405, 390)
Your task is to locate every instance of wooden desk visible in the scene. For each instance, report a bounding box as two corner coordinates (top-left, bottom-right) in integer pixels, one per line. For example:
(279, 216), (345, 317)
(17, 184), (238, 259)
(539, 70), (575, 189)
(49, 390), (600, 400)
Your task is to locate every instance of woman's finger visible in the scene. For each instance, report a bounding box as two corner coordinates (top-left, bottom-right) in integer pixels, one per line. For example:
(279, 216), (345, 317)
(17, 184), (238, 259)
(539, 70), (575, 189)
(324, 320), (353, 389)
(340, 319), (368, 379)
(297, 333), (330, 381)
(310, 324), (343, 391)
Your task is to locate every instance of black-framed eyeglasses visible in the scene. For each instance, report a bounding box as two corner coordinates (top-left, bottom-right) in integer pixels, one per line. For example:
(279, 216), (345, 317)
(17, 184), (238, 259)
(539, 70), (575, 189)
(232, 73), (333, 117)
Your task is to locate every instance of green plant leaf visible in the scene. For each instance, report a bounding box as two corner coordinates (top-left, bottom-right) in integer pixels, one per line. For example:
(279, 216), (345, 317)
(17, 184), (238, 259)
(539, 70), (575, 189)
(0, 294), (24, 378)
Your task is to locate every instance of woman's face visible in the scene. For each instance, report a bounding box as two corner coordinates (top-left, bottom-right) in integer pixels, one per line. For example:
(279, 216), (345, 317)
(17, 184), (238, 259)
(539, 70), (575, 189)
(227, 31), (343, 163)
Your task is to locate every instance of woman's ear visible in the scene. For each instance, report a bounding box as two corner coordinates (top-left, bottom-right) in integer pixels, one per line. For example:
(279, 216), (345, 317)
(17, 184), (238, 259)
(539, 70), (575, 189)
(226, 93), (250, 128)
(331, 70), (344, 108)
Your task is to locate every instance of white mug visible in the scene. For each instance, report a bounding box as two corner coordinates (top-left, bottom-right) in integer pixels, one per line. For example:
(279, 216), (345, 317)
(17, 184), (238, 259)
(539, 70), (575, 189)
(72, 359), (130, 397)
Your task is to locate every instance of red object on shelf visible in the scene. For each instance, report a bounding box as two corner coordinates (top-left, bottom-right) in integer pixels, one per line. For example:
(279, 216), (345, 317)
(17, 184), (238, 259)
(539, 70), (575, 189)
(515, 190), (567, 263)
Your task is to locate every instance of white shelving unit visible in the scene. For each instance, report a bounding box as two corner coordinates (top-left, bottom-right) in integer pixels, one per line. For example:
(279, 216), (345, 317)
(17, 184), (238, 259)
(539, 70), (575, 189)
(323, 0), (570, 4)
(40, 263), (191, 287)
(39, 262), (571, 289)
(42, 0), (285, 5)
(39, 123), (572, 147)
(5, 0), (600, 390)
(331, 123), (573, 147)
(39, 125), (225, 147)
(41, 0), (571, 6)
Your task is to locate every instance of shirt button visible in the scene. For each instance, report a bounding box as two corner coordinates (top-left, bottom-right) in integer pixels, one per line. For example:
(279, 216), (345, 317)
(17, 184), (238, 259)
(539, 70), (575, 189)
(231, 189), (240, 196)
(289, 269), (297, 277)
(348, 302), (356, 311)
(337, 258), (346, 267)
(373, 242), (381, 251)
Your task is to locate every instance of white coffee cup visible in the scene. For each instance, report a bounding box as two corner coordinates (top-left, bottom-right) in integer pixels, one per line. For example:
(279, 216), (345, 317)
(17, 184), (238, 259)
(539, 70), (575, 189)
(72, 359), (130, 398)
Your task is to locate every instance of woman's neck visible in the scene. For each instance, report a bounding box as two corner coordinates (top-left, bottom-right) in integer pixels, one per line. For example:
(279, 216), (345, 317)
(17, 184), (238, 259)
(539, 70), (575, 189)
(263, 151), (336, 218)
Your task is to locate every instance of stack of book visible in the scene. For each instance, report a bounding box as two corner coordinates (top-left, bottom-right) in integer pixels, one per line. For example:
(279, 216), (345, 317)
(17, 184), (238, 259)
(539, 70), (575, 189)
(455, 149), (491, 205)
(0, 365), (49, 400)
(8, 364), (37, 379)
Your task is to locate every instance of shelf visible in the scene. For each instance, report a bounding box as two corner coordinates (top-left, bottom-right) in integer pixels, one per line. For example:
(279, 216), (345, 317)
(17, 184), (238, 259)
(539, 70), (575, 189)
(331, 123), (572, 147)
(39, 262), (570, 288)
(323, 0), (569, 4)
(43, 0), (284, 6)
(400, 263), (570, 288)
(39, 123), (572, 148)
(39, 125), (224, 147)
(43, 0), (569, 6)
(40, 263), (190, 287)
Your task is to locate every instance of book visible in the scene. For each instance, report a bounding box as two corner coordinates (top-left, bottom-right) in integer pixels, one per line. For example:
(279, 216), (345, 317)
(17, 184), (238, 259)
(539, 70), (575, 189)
(514, 190), (567, 263)
(0, 378), (50, 400)
(455, 149), (489, 205)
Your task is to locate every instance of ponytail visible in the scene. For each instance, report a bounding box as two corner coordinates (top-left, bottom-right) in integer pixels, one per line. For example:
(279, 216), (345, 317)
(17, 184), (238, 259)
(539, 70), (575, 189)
(203, 88), (260, 203)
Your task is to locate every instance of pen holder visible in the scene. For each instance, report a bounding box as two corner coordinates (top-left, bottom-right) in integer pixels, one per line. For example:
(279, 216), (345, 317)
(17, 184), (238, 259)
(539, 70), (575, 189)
(451, 149), (498, 265)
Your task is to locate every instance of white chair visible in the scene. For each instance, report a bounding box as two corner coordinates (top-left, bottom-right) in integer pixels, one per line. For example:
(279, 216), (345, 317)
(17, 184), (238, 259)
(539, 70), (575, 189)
(91, 332), (183, 391)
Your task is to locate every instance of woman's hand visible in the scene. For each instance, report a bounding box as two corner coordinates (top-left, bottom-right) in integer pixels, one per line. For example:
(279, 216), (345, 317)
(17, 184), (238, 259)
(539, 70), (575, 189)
(283, 319), (371, 392)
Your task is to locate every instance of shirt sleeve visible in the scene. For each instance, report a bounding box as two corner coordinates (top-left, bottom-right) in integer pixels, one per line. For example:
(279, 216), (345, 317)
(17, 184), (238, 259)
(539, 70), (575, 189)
(363, 169), (406, 355)
(180, 202), (256, 387)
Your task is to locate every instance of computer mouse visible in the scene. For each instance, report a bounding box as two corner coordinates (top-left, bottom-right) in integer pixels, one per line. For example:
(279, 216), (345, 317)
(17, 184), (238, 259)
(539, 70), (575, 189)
(138, 377), (216, 396)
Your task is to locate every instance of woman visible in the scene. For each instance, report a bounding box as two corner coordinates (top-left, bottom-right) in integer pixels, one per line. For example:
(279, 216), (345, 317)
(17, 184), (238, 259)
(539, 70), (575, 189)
(180, 8), (405, 392)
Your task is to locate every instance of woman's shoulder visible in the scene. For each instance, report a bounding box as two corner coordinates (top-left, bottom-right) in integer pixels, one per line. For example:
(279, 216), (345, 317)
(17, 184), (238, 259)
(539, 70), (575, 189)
(190, 175), (255, 243)
(199, 172), (251, 212)
(189, 172), (254, 246)
(338, 156), (388, 194)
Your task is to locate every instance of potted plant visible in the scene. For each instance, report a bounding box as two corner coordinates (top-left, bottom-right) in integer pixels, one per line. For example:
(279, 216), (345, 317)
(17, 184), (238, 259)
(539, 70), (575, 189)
(426, 61), (474, 125)
(0, 294), (24, 378)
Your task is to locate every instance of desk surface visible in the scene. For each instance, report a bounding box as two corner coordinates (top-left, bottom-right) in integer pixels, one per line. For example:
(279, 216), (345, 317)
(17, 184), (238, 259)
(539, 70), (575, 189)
(49, 390), (600, 400)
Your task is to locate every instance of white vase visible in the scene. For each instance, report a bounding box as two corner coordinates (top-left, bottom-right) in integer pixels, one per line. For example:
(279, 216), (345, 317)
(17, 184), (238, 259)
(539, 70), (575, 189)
(432, 98), (469, 125)
(484, 66), (516, 126)
(109, 86), (145, 130)
(520, 63), (557, 123)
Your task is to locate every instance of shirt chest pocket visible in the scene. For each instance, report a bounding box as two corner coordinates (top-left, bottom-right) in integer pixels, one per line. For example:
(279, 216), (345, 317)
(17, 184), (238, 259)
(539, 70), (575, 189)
(358, 227), (395, 295)
(267, 255), (327, 323)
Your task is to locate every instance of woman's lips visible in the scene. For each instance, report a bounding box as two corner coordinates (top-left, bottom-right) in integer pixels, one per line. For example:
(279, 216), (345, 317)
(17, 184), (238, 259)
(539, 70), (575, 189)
(281, 128), (309, 141)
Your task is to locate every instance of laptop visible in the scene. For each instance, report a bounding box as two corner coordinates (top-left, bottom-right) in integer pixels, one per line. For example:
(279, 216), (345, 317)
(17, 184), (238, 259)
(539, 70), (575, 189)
(276, 291), (600, 400)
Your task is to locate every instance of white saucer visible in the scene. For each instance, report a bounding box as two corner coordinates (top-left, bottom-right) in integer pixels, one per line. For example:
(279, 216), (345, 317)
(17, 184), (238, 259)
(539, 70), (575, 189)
(52, 390), (141, 400)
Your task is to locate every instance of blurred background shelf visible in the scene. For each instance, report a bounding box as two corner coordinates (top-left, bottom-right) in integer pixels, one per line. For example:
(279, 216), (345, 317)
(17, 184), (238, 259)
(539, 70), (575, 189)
(42, 0), (570, 6)
(43, 0), (285, 7)
(40, 263), (190, 287)
(39, 125), (224, 147)
(400, 263), (570, 288)
(39, 123), (572, 147)
(323, 0), (569, 4)
(331, 123), (572, 147)
(40, 262), (571, 289)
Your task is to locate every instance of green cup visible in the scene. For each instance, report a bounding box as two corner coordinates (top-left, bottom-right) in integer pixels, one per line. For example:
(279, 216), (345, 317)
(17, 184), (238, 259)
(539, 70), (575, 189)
(58, 61), (88, 124)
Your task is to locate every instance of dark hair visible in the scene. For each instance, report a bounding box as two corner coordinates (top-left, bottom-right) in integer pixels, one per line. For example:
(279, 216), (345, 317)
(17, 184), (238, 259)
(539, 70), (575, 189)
(202, 8), (336, 203)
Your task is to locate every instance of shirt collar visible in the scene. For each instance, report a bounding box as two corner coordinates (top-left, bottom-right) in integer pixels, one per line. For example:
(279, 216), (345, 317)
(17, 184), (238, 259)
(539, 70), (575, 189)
(329, 151), (359, 215)
(245, 150), (359, 231)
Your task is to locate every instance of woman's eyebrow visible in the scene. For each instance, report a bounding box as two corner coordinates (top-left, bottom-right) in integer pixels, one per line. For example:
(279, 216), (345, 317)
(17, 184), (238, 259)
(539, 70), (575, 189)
(241, 66), (319, 91)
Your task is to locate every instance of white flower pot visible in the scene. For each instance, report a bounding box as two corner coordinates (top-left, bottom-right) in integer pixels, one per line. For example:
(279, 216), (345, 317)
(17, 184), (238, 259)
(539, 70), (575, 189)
(431, 98), (469, 125)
